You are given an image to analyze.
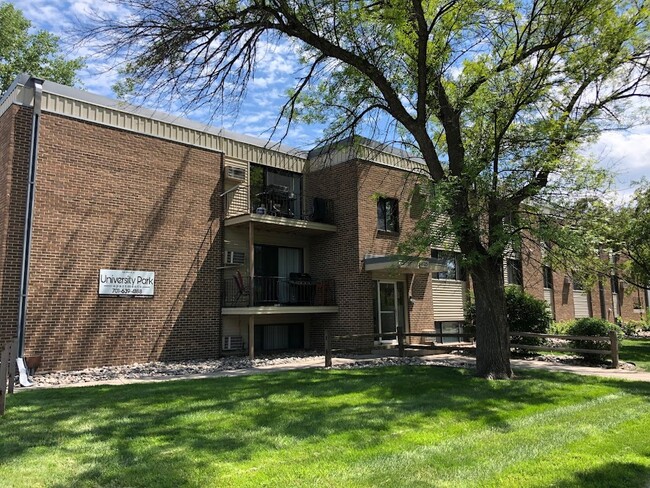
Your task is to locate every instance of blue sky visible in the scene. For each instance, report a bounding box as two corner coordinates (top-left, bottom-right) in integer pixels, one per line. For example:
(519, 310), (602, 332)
(11, 0), (650, 198)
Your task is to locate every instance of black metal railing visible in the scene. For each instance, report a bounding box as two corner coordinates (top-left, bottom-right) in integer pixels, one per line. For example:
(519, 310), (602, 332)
(250, 186), (335, 225)
(223, 274), (336, 307)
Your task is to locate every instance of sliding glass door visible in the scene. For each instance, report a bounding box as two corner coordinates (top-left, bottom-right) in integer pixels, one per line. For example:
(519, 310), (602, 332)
(254, 244), (303, 304)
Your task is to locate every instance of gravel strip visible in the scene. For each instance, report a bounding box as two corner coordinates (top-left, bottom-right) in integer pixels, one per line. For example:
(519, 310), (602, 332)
(31, 353), (475, 387)
(32, 351), (319, 386)
(29, 348), (637, 387)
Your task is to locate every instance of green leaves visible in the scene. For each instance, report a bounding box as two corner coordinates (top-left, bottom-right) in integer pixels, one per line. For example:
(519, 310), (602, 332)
(606, 181), (650, 288)
(0, 3), (84, 95)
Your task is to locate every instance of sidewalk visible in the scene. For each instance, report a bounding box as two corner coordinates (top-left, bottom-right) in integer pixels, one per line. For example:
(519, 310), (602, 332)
(420, 354), (650, 382)
(24, 352), (650, 390)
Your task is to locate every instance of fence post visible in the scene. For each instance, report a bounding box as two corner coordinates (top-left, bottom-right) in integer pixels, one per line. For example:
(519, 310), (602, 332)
(0, 342), (9, 416)
(8, 338), (18, 395)
(609, 330), (619, 369)
(324, 329), (332, 368)
(397, 326), (404, 358)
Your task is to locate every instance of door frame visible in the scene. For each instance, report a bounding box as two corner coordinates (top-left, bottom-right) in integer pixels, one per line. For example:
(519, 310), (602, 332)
(374, 280), (408, 343)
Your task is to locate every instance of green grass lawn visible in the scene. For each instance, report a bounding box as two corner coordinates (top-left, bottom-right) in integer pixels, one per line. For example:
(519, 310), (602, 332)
(1, 367), (650, 488)
(621, 338), (650, 372)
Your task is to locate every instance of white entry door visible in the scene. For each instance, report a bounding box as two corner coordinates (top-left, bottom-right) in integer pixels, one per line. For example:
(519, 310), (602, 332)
(375, 281), (405, 342)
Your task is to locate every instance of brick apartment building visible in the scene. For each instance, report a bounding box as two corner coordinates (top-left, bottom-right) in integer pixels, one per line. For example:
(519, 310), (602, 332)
(1, 75), (647, 372)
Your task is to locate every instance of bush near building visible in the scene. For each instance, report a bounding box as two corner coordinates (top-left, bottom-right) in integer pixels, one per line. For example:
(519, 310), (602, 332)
(466, 287), (552, 346)
(618, 320), (646, 336)
(506, 286), (552, 347)
(567, 318), (623, 360)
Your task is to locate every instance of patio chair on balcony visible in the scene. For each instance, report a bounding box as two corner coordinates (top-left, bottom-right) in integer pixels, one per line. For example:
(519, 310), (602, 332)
(233, 270), (250, 306)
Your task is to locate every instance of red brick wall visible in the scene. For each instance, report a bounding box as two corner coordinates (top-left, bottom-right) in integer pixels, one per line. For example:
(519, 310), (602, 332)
(590, 279), (609, 321)
(306, 159), (434, 349)
(521, 239), (544, 300)
(356, 163), (435, 333)
(407, 273), (434, 335)
(619, 282), (647, 322)
(21, 113), (224, 371)
(552, 270), (577, 322)
(307, 162), (368, 350)
(0, 105), (31, 346)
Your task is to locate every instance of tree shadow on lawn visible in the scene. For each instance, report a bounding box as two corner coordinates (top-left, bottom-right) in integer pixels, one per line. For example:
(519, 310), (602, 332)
(555, 461), (650, 488)
(2, 366), (650, 487)
(621, 338), (650, 371)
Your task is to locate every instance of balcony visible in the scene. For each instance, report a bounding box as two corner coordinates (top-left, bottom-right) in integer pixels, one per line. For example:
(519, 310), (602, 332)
(224, 185), (336, 235)
(222, 274), (337, 314)
(251, 186), (334, 223)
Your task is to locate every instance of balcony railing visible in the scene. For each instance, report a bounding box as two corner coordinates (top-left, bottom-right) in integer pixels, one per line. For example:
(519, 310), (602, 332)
(223, 274), (336, 308)
(251, 186), (335, 225)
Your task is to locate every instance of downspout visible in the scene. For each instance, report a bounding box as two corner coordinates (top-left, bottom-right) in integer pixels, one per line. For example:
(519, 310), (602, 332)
(17, 77), (43, 356)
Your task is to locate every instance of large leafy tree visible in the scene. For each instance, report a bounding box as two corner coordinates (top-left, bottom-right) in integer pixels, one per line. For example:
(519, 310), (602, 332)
(607, 182), (650, 290)
(92, 0), (650, 378)
(0, 2), (84, 94)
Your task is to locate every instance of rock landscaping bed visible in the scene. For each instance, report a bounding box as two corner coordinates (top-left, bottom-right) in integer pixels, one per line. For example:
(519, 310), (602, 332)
(28, 345), (639, 388)
(31, 352), (476, 387)
(32, 352), (317, 386)
(511, 352), (637, 370)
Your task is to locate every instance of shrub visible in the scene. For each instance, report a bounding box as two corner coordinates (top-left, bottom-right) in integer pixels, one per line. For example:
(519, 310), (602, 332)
(506, 286), (552, 346)
(550, 320), (574, 335)
(464, 291), (477, 336)
(620, 320), (645, 336)
(465, 287), (551, 346)
(567, 318), (623, 360)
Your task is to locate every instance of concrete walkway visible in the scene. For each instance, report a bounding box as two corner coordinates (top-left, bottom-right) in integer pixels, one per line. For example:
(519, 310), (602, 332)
(422, 354), (650, 382)
(24, 352), (650, 390)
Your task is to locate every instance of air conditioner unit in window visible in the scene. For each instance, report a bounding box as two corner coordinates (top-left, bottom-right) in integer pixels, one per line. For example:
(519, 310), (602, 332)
(223, 335), (243, 351)
(224, 250), (245, 265)
(225, 166), (246, 182)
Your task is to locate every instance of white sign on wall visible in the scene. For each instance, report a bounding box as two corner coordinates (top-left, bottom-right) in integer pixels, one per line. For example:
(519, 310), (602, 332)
(98, 269), (155, 297)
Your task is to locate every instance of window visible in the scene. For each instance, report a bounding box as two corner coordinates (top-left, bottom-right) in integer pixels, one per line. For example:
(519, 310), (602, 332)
(377, 197), (399, 233)
(543, 266), (553, 289)
(431, 250), (463, 280)
(506, 258), (523, 286)
(254, 245), (303, 278)
(250, 163), (302, 218)
(435, 321), (465, 344)
(253, 244), (303, 304)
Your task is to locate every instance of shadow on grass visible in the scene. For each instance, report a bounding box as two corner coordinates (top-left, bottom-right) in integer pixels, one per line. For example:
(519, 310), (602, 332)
(621, 338), (650, 371)
(556, 461), (650, 488)
(2, 366), (650, 487)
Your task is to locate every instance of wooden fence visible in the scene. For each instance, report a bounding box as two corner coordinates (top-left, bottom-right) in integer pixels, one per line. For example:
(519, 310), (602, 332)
(508, 331), (619, 368)
(1, 337), (19, 416)
(324, 328), (619, 368)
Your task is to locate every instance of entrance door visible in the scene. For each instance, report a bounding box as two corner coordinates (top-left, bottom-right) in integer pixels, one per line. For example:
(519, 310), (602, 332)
(374, 281), (405, 342)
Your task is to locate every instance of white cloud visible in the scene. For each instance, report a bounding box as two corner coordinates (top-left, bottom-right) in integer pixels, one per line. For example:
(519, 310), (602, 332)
(20, 0), (648, 171)
(592, 128), (650, 170)
(587, 126), (650, 189)
(7, 0), (326, 147)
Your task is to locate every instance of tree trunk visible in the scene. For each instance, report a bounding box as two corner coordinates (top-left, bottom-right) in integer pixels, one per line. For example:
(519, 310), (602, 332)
(471, 256), (513, 379)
